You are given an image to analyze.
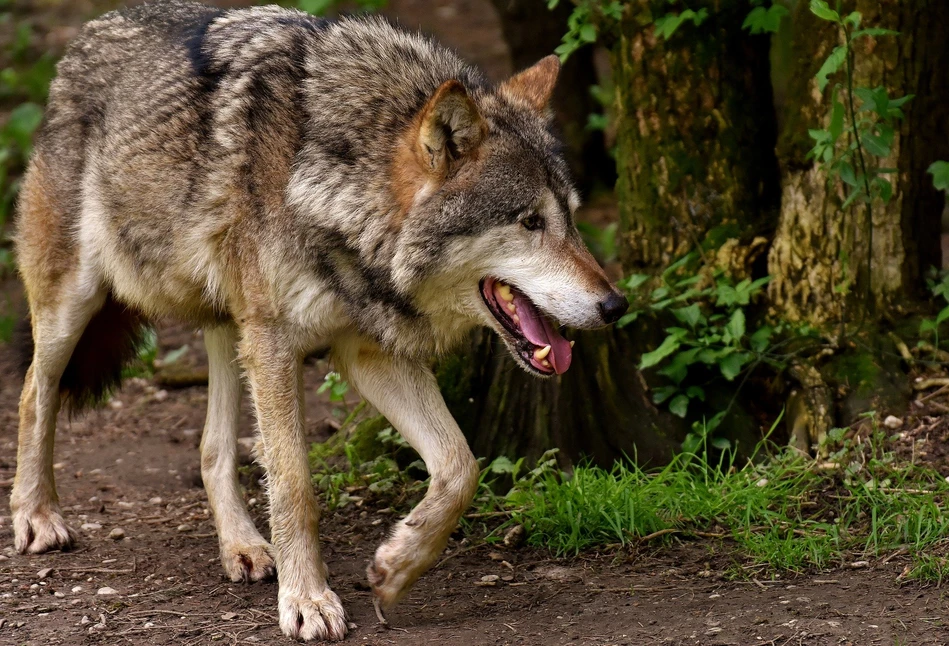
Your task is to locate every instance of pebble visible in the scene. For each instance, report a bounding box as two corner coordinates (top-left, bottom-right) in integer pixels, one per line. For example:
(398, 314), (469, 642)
(71, 586), (83, 593)
(97, 587), (118, 596)
(153, 389), (169, 402)
(81, 523), (102, 531)
(80, 615), (91, 625)
(883, 415), (903, 429)
(221, 612), (237, 621)
(475, 574), (500, 587)
(177, 524), (193, 533)
(37, 567), (53, 580)
(54, 591), (65, 598)
(148, 497), (163, 506)
(502, 524), (525, 548)
(109, 528), (126, 540)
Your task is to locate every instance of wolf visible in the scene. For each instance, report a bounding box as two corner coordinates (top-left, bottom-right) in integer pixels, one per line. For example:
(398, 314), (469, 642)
(10, 0), (628, 640)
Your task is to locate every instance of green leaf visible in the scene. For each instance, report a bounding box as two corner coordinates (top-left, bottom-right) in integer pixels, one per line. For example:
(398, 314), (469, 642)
(672, 303), (703, 328)
(686, 385), (705, 401)
(2, 102), (43, 155)
(829, 97), (845, 143)
(618, 273), (650, 292)
(750, 326), (773, 353)
(838, 161), (858, 187)
(579, 23), (597, 43)
(639, 335), (681, 370)
(710, 437), (731, 451)
(669, 394), (690, 418)
(298, 0), (334, 14)
(842, 186), (865, 209)
(725, 309), (746, 342)
(852, 27), (899, 39)
(654, 8), (708, 40)
(937, 305), (949, 325)
(616, 311), (640, 328)
(841, 10), (861, 28)
(488, 456), (516, 475)
(874, 176), (893, 203)
(742, 4), (788, 34)
(862, 132), (891, 157)
(652, 385), (677, 405)
(928, 161), (949, 192)
(809, 0), (840, 23)
(719, 353), (745, 381)
(815, 46), (847, 92)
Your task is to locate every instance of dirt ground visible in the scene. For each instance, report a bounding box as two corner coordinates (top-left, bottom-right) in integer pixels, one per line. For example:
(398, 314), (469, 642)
(1, 321), (949, 646)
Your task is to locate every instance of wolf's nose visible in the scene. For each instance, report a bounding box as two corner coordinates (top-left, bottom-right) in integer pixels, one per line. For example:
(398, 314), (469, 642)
(598, 291), (629, 324)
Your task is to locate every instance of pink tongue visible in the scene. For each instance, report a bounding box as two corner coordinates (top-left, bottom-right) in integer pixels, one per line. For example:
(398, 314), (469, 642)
(510, 290), (573, 374)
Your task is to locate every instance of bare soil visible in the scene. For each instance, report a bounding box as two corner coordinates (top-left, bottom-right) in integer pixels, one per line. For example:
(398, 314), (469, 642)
(0, 320), (947, 646)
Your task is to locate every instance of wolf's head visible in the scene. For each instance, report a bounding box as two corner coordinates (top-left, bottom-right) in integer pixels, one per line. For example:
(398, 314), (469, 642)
(392, 56), (627, 376)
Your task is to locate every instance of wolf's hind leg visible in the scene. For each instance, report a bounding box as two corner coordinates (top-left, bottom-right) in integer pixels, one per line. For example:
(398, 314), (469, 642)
(12, 282), (106, 554)
(201, 325), (275, 582)
(336, 340), (480, 609)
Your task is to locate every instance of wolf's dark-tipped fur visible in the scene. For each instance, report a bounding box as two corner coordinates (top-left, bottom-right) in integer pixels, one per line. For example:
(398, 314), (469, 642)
(12, 2), (626, 640)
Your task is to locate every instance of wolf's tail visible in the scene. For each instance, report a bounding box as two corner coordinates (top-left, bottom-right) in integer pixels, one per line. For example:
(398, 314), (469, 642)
(17, 293), (149, 413)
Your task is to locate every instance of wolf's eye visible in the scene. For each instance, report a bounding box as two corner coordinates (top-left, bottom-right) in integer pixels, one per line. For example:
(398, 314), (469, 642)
(521, 214), (545, 231)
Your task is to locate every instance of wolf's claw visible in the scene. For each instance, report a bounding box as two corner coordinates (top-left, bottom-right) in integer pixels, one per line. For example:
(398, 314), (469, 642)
(373, 597), (390, 627)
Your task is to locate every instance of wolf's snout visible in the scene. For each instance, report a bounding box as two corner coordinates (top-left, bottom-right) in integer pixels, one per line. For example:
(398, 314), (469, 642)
(598, 291), (629, 324)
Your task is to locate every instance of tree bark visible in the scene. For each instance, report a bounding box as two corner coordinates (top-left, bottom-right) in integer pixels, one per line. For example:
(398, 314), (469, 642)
(614, 1), (781, 273)
(767, 0), (949, 327)
(489, 0), (615, 192)
(440, 2), (781, 466)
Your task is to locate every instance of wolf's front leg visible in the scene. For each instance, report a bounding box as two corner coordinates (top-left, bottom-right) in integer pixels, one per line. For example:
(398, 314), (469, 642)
(239, 326), (346, 642)
(337, 340), (480, 610)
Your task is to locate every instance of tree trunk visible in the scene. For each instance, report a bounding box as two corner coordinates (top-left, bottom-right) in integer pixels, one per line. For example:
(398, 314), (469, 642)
(489, 0), (615, 193)
(767, 0), (949, 327)
(614, 1), (781, 272)
(440, 2), (781, 467)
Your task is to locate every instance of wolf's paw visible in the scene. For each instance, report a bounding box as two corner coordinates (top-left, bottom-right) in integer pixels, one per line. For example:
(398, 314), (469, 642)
(278, 588), (347, 641)
(13, 507), (76, 554)
(367, 538), (432, 608)
(221, 541), (276, 583)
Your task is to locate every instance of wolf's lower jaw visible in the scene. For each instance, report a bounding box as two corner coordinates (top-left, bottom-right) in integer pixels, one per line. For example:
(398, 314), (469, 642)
(480, 277), (574, 375)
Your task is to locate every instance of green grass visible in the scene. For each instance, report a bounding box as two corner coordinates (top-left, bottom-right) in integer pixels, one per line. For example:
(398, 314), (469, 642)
(310, 415), (949, 582)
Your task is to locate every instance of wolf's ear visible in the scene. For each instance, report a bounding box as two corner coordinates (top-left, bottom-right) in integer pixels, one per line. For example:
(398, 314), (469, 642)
(499, 55), (560, 113)
(417, 80), (486, 176)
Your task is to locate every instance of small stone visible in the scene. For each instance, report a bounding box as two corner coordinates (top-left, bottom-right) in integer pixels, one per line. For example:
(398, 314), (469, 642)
(109, 528), (126, 540)
(221, 612), (237, 620)
(883, 415), (903, 429)
(480, 574), (500, 582)
(756, 478), (768, 487)
(53, 591), (65, 598)
(503, 524), (525, 548)
(97, 587), (118, 596)
(501, 575), (514, 582)
(37, 567), (53, 580)
(148, 497), (163, 506)
(81, 523), (102, 531)
(849, 560), (870, 569)
(80, 615), (91, 625)
(71, 586), (83, 593)
(177, 524), (193, 533)
(144, 622), (155, 628)
(488, 552), (504, 561)
(153, 389), (169, 402)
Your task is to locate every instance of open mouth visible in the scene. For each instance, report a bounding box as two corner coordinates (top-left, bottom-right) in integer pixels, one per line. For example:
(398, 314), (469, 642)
(479, 277), (573, 375)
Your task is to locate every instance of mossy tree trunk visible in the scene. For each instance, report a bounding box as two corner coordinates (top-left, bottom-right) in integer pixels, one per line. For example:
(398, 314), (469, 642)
(614, 1), (781, 272)
(440, 2), (781, 467)
(767, 0), (949, 327)
(490, 0), (615, 192)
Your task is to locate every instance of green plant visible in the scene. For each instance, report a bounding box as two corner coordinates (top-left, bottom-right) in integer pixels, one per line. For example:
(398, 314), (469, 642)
(805, 1), (910, 314)
(296, 0), (387, 15)
(919, 269), (949, 350)
(618, 251), (777, 430)
(929, 161), (949, 193)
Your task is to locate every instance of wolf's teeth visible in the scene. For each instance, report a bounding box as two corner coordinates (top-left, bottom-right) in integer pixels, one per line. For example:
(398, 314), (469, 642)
(507, 302), (516, 314)
(533, 345), (551, 361)
(542, 360), (551, 368)
(570, 340), (575, 348)
(512, 315), (520, 324)
(498, 284), (514, 302)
